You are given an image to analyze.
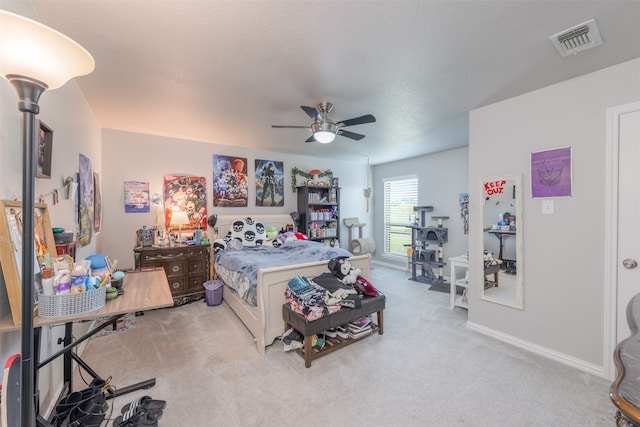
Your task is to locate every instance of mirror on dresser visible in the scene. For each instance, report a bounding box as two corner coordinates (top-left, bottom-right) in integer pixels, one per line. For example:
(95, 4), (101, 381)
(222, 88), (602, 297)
(480, 174), (523, 309)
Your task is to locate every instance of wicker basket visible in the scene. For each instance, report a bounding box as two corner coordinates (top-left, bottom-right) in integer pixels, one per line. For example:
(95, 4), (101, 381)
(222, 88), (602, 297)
(38, 287), (106, 318)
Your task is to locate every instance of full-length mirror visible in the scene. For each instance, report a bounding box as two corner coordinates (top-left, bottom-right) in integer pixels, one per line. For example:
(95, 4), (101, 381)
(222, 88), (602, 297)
(480, 174), (523, 309)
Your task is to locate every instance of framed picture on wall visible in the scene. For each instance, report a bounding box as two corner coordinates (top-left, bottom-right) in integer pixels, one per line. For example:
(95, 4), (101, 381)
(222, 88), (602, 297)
(530, 147), (572, 198)
(0, 200), (57, 325)
(36, 120), (53, 179)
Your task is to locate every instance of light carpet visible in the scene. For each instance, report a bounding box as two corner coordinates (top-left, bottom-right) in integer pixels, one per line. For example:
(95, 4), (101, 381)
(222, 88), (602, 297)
(74, 264), (614, 426)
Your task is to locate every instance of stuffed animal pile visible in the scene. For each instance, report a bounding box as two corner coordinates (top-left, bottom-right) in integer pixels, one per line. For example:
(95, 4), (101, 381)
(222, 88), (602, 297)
(327, 256), (378, 296)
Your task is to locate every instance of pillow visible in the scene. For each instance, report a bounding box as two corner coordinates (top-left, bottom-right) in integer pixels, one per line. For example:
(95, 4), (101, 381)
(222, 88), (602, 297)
(228, 217), (267, 246)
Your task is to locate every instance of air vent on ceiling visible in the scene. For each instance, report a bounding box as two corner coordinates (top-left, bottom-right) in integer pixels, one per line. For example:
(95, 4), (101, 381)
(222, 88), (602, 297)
(549, 19), (603, 57)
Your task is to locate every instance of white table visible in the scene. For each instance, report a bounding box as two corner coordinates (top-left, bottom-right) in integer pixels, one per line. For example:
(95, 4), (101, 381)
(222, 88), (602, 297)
(448, 255), (469, 309)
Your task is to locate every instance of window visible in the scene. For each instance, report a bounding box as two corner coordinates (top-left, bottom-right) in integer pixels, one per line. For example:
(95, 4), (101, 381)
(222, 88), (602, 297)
(383, 175), (418, 258)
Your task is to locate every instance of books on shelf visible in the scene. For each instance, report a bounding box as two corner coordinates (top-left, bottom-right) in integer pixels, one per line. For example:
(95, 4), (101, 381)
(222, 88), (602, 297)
(347, 316), (376, 339)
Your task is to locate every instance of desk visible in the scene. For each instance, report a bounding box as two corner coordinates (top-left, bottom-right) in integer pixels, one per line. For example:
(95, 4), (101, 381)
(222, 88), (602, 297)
(610, 292), (640, 426)
(0, 269), (173, 332)
(0, 269), (174, 425)
(486, 230), (516, 273)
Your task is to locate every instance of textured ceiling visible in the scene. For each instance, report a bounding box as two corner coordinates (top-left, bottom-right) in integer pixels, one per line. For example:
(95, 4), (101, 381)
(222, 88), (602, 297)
(28, 0), (640, 165)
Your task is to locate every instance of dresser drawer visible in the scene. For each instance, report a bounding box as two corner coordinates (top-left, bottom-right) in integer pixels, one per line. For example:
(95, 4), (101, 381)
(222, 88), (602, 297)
(187, 274), (207, 293)
(168, 276), (187, 294)
(164, 260), (187, 277)
(183, 246), (207, 258)
(187, 259), (206, 275)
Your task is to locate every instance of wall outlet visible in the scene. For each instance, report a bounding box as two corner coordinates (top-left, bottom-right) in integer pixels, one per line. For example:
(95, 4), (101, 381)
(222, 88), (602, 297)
(542, 199), (554, 214)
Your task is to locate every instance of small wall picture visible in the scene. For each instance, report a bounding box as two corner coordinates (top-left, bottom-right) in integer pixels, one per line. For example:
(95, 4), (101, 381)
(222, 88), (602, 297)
(36, 121), (53, 179)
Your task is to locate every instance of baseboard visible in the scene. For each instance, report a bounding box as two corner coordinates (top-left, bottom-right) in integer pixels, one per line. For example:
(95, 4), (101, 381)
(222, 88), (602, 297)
(466, 321), (605, 378)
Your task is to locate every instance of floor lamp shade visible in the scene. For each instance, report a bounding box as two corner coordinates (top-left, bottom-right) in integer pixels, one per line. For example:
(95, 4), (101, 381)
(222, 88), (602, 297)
(0, 10), (95, 88)
(0, 9), (94, 427)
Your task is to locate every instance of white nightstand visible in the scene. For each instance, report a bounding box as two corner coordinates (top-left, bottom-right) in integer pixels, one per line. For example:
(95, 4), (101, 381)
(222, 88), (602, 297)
(448, 255), (469, 310)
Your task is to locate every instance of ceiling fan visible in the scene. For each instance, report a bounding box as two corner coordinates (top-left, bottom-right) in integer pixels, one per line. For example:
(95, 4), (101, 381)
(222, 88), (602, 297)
(272, 102), (376, 143)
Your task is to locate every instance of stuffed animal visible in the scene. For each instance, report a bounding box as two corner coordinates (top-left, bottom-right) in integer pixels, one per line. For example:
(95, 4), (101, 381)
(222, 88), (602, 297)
(328, 256), (362, 285)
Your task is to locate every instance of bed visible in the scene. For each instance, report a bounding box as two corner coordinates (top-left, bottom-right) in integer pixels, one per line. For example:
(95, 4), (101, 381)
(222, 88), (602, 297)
(212, 214), (372, 354)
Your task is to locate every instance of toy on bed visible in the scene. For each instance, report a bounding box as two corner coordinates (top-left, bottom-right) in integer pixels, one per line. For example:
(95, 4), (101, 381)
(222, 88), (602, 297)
(328, 256), (361, 285)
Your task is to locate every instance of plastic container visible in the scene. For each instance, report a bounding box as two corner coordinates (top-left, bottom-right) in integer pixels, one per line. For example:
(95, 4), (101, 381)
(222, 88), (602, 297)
(203, 280), (223, 306)
(38, 287), (106, 318)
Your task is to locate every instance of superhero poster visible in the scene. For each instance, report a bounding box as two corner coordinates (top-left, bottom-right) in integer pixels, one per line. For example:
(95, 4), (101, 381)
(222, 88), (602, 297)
(163, 175), (207, 229)
(212, 155), (248, 207)
(255, 159), (284, 207)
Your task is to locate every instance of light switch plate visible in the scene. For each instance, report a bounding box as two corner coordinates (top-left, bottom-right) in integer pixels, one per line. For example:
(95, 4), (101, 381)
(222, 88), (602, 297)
(542, 199), (554, 214)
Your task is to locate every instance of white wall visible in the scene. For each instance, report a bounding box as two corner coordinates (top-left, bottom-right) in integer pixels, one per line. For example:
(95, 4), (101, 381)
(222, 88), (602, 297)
(371, 147), (470, 268)
(468, 58), (640, 370)
(0, 1), (102, 413)
(100, 129), (372, 270)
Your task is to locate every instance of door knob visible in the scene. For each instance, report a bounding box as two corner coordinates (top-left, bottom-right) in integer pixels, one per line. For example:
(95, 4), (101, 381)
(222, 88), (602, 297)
(622, 259), (638, 269)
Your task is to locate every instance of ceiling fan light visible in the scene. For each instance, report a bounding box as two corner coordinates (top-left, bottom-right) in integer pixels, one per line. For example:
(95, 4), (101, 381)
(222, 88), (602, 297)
(314, 131), (335, 143)
(311, 121), (337, 143)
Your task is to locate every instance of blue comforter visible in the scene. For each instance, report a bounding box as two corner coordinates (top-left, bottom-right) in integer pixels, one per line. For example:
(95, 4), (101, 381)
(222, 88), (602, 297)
(215, 240), (352, 286)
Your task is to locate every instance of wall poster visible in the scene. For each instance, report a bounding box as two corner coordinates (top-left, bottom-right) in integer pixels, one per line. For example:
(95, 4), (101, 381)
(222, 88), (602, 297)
(530, 147), (572, 198)
(163, 175), (207, 230)
(255, 159), (284, 207)
(212, 155), (248, 207)
(94, 171), (102, 232)
(124, 180), (150, 213)
(78, 154), (94, 247)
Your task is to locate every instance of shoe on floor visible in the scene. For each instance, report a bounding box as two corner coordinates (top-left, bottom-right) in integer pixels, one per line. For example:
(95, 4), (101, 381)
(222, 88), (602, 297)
(113, 406), (163, 427)
(120, 396), (166, 414)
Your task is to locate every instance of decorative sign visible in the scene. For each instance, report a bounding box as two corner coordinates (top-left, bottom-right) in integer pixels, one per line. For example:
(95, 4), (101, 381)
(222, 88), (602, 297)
(484, 180), (507, 196)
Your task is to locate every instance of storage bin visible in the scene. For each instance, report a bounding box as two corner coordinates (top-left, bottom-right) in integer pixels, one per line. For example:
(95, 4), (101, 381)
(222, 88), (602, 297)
(203, 280), (223, 306)
(38, 287), (106, 318)
(53, 232), (74, 244)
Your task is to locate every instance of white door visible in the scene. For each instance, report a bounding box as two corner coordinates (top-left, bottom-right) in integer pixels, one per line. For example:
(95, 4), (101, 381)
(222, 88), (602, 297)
(616, 105), (640, 342)
(605, 101), (640, 380)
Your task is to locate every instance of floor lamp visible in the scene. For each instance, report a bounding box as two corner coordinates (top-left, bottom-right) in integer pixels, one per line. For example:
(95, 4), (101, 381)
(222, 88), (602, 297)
(0, 10), (94, 427)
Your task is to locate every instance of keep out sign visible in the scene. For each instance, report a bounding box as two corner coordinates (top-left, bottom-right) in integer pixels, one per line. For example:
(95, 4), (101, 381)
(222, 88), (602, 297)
(484, 180), (506, 196)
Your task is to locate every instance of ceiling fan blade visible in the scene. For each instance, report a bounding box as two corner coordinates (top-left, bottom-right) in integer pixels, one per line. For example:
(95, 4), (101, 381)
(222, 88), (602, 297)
(272, 125), (310, 129)
(305, 135), (316, 143)
(337, 114), (376, 127)
(301, 105), (321, 121)
(338, 129), (366, 141)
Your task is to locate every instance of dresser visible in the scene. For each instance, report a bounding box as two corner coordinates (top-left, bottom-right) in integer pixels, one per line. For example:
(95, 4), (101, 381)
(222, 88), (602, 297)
(133, 244), (211, 305)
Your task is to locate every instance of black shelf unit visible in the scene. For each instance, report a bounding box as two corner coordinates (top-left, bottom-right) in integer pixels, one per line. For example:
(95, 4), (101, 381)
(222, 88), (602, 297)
(296, 185), (340, 244)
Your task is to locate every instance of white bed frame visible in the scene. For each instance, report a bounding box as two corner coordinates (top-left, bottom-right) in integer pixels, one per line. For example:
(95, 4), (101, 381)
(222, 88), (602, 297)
(212, 214), (372, 354)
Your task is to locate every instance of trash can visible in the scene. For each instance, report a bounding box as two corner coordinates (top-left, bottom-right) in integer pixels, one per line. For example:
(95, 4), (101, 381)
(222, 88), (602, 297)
(203, 279), (223, 306)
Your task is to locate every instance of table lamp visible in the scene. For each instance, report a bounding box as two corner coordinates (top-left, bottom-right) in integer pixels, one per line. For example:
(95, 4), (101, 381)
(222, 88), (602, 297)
(0, 10), (94, 426)
(171, 210), (190, 244)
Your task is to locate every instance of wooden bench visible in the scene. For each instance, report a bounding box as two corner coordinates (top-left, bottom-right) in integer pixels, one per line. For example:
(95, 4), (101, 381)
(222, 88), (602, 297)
(282, 293), (385, 368)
